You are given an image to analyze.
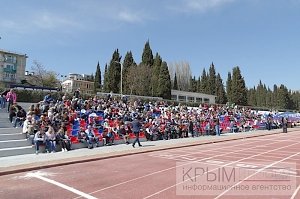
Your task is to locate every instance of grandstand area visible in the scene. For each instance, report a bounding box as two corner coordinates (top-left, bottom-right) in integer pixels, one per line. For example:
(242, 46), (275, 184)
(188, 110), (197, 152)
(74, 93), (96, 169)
(0, 128), (300, 199)
(1, 99), (300, 199)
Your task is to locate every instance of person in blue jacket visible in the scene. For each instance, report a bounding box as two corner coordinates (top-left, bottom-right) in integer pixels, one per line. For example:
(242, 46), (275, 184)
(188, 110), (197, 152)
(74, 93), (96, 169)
(132, 116), (142, 148)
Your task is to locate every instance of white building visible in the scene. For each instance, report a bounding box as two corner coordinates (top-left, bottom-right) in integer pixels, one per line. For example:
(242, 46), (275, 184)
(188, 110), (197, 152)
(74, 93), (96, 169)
(61, 73), (94, 95)
(171, 89), (216, 104)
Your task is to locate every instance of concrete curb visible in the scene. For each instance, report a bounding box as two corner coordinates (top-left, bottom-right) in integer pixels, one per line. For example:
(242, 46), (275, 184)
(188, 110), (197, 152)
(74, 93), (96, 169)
(0, 129), (293, 176)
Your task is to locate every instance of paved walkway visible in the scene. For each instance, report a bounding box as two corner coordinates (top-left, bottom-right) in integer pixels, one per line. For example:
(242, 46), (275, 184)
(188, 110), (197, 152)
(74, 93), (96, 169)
(0, 127), (291, 176)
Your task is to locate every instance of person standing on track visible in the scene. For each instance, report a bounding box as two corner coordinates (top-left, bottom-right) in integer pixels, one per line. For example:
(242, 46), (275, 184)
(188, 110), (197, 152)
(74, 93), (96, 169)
(282, 117), (288, 133)
(132, 116), (142, 148)
(215, 116), (220, 136)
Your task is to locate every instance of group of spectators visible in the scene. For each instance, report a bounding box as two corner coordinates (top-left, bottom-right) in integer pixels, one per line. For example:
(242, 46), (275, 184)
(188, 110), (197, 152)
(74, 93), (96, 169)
(3, 89), (291, 154)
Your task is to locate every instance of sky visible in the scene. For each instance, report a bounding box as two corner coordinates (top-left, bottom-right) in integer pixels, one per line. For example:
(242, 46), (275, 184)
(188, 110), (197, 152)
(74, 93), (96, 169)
(0, 0), (299, 90)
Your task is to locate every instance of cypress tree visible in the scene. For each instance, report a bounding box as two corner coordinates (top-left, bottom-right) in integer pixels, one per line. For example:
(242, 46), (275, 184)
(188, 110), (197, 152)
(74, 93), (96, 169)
(256, 80), (264, 107)
(140, 41), (154, 96)
(208, 62), (216, 95)
(196, 76), (201, 92)
(266, 87), (273, 108)
(231, 66), (247, 105)
(103, 64), (109, 92)
(142, 40), (154, 66)
(215, 73), (227, 104)
(94, 62), (101, 92)
(158, 61), (171, 99)
(273, 84), (278, 109)
(188, 76), (197, 92)
(226, 72), (232, 103)
(107, 49), (122, 93)
(262, 84), (268, 107)
(122, 51), (136, 95)
(151, 53), (162, 96)
(173, 72), (178, 90)
(247, 87), (257, 106)
(200, 68), (208, 94)
(277, 84), (290, 109)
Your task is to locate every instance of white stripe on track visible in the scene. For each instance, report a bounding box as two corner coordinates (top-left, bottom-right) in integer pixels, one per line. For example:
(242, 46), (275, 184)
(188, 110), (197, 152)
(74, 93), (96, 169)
(290, 184), (300, 199)
(142, 140), (300, 199)
(27, 172), (98, 199)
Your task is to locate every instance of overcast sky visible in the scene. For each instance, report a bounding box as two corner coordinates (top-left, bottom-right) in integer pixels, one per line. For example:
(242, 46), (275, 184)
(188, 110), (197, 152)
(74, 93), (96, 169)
(1, 0), (299, 90)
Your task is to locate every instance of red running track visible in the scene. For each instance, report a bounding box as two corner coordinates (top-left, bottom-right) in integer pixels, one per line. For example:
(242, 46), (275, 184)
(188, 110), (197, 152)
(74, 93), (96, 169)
(1, 131), (300, 199)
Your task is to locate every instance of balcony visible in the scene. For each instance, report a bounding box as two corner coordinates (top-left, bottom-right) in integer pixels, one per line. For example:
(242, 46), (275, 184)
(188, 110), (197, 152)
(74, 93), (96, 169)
(3, 68), (16, 73)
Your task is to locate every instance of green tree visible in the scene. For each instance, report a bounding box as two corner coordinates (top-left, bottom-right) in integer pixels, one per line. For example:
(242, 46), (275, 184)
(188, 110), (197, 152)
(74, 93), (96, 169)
(200, 68), (209, 94)
(256, 80), (267, 107)
(231, 66), (247, 105)
(122, 51), (136, 95)
(208, 62), (216, 95)
(151, 53), (162, 96)
(290, 91), (300, 110)
(140, 41), (154, 96)
(266, 87), (273, 108)
(158, 61), (171, 99)
(247, 87), (257, 106)
(107, 49), (122, 93)
(103, 64), (109, 92)
(226, 72), (232, 103)
(196, 76), (201, 92)
(277, 84), (290, 109)
(94, 61), (101, 92)
(173, 72), (178, 90)
(273, 84), (278, 109)
(188, 76), (197, 92)
(215, 73), (227, 104)
(142, 40), (154, 66)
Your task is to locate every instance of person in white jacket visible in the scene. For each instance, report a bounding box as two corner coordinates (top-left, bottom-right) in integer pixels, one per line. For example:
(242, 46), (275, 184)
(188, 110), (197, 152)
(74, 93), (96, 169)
(45, 125), (57, 153)
(34, 126), (46, 154)
(23, 115), (34, 139)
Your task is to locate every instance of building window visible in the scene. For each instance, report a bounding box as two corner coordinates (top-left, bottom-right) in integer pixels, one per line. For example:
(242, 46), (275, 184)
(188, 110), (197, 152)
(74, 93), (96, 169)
(187, 96), (195, 102)
(204, 98), (210, 103)
(171, 95), (177, 100)
(196, 97), (203, 103)
(178, 95), (186, 101)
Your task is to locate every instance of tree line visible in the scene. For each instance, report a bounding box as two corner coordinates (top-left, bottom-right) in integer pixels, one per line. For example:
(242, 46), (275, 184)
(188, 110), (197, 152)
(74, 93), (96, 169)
(94, 41), (171, 99)
(94, 41), (300, 111)
(21, 41), (300, 111)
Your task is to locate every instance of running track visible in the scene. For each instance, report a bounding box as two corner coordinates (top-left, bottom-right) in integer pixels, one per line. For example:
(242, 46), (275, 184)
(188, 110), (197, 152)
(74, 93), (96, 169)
(1, 130), (300, 199)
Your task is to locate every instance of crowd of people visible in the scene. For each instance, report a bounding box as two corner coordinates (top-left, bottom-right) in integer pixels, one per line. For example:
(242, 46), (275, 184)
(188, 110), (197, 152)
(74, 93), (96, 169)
(1, 89), (292, 154)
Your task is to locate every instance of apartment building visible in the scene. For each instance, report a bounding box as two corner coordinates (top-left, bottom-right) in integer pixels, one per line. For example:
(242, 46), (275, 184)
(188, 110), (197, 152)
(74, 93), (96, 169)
(0, 49), (27, 86)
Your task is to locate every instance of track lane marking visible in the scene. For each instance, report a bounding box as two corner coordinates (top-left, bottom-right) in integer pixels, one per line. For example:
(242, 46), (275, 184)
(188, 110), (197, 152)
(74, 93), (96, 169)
(75, 139), (266, 198)
(215, 151), (300, 199)
(80, 136), (288, 198)
(142, 139), (300, 199)
(291, 184), (300, 199)
(25, 171), (98, 199)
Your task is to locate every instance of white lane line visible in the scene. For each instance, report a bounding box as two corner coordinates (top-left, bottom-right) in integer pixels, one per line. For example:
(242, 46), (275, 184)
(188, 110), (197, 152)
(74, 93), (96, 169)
(26, 172), (98, 199)
(142, 140), (300, 199)
(215, 151), (300, 199)
(0, 139), (27, 142)
(291, 184), (300, 199)
(72, 139), (266, 199)
(79, 138), (285, 198)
